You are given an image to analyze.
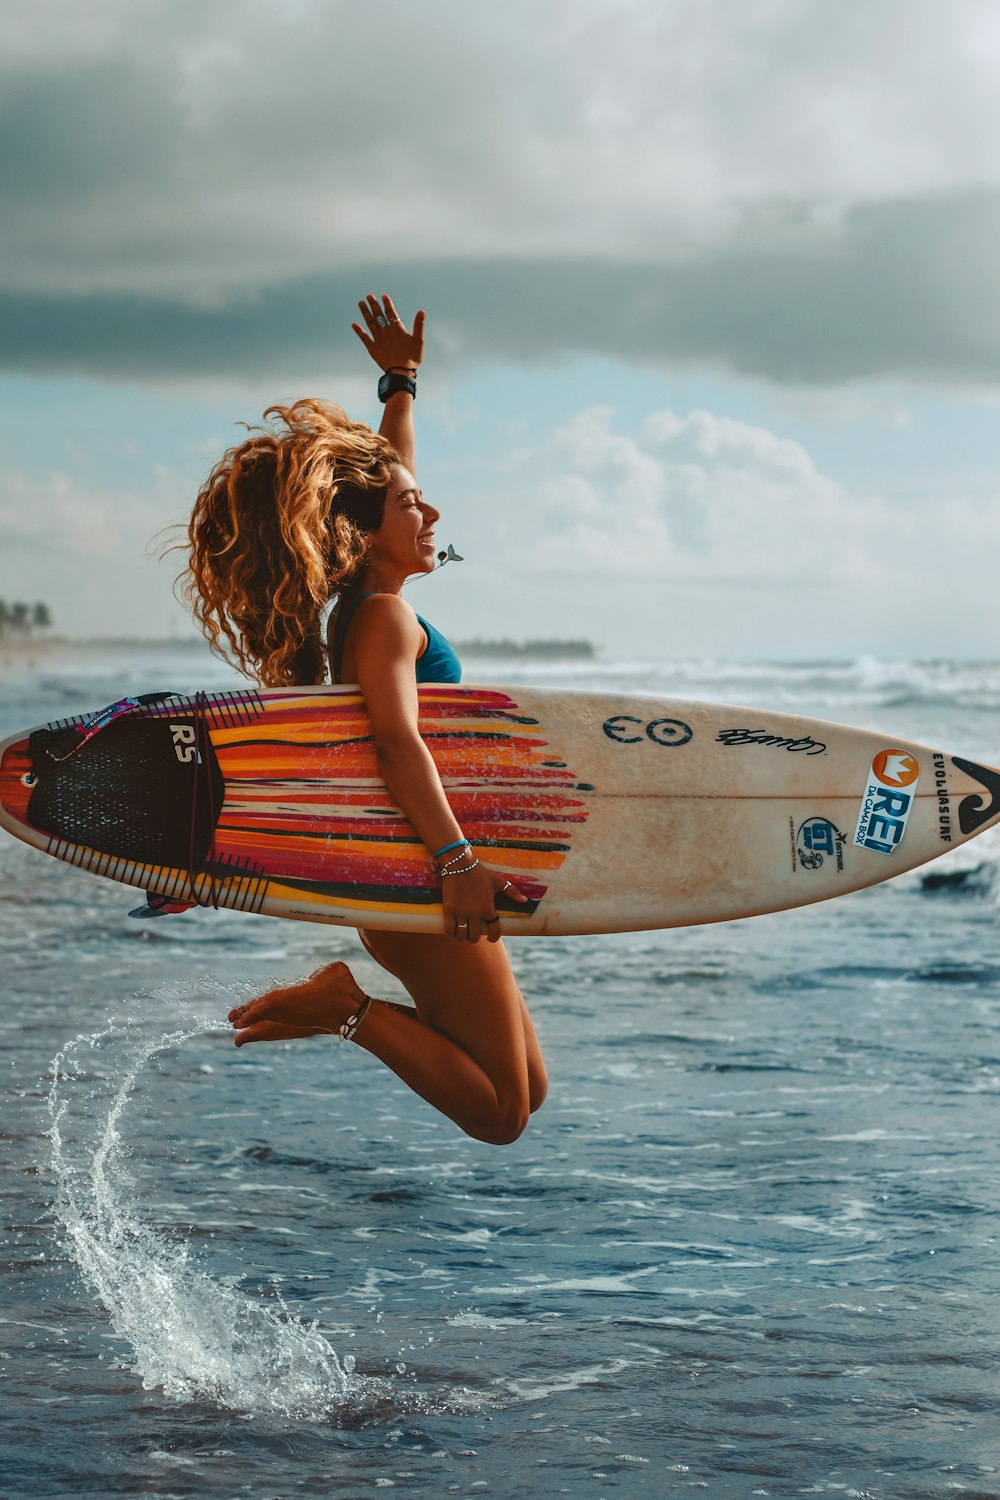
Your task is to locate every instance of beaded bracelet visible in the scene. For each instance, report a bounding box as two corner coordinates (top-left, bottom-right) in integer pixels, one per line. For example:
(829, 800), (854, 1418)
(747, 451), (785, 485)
(440, 858), (480, 878)
(433, 838), (470, 860)
(438, 850), (477, 874)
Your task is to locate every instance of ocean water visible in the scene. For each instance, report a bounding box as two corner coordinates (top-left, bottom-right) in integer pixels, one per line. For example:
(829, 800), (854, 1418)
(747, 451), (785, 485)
(2, 643), (999, 1499)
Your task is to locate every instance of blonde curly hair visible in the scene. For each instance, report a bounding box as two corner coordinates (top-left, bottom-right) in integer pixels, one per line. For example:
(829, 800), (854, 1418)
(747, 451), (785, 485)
(182, 398), (400, 687)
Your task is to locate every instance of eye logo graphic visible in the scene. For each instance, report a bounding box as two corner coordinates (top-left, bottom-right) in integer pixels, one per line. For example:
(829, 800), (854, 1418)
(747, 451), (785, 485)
(872, 749), (920, 788)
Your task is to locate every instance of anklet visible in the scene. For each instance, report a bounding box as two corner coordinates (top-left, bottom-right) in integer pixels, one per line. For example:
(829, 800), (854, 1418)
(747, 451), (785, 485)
(339, 994), (374, 1042)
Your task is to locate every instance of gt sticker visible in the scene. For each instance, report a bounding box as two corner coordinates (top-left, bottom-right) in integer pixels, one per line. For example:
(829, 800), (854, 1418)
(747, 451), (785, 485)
(853, 748), (919, 855)
(795, 816), (846, 872)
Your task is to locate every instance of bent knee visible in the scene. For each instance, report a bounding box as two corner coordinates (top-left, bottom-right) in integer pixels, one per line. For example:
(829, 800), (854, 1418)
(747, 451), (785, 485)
(477, 1093), (531, 1146)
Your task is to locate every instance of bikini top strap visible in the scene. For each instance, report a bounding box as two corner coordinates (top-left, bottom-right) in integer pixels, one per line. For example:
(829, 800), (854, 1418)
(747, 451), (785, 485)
(331, 591), (377, 684)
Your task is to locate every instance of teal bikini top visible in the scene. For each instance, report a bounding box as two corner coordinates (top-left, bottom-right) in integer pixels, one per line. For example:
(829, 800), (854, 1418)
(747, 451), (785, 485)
(331, 592), (462, 685)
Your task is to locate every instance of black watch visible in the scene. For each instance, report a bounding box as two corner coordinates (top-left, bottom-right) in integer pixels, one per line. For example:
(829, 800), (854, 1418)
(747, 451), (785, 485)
(378, 370), (417, 403)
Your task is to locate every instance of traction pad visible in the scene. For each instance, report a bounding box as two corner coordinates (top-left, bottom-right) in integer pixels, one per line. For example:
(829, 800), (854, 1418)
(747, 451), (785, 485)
(27, 714), (224, 870)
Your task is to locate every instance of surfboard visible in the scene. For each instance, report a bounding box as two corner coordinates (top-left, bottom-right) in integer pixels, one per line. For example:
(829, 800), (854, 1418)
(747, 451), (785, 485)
(1, 683), (999, 936)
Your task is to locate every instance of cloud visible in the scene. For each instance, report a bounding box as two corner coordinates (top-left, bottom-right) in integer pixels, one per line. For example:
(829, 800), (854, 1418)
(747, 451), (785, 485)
(4, 188), (1000, 389)
(3, 1), (1000, 387)
(0, 465), (182, 557)
(504, 403), (1000, 615)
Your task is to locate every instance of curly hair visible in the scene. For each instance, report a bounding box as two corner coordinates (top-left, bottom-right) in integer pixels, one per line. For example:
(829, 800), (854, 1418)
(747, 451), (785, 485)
(182, 399), (400, 687)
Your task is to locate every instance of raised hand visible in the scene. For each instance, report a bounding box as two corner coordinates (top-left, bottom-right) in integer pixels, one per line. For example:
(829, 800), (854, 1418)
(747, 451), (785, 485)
(352, 293), (425, 372)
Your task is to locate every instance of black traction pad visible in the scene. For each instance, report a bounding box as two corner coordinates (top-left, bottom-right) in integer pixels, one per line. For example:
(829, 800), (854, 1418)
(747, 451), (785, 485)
(27, 714), (224, 870)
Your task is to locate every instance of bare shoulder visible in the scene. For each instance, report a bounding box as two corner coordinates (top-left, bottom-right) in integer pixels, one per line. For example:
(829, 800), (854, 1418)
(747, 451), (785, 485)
(352, 592), (423, 655)
(355, 592), (420, 631)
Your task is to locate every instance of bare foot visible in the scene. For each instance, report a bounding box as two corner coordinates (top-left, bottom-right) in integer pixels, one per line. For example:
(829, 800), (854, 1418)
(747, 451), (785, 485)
(228, 960), (370, 1048)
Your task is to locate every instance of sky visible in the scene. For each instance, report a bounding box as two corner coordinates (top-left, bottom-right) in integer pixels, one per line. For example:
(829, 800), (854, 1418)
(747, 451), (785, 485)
(2, 0), (1000, 659)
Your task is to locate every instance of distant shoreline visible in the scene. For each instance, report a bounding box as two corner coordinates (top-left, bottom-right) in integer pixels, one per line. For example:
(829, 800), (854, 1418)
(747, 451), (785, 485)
(0, 635), (204, 678)
(0, 634), (599, 659)
(0, 636), (62, 672)
(455, 638), (595, 660)
(0, 634), (204, 652)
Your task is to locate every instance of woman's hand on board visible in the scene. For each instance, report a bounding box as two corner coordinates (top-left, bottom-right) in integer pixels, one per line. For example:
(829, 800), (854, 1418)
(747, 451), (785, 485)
(352, 293), (425, 372)
(441, 859), (529, 943)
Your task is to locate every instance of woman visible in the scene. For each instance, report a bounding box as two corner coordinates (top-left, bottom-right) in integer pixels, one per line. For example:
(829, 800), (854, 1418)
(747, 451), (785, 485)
(184, 294), (547, 1145)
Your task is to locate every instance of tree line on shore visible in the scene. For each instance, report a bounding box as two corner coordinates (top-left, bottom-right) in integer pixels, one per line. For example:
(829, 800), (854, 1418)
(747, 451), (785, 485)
(0, 601), (53, 636)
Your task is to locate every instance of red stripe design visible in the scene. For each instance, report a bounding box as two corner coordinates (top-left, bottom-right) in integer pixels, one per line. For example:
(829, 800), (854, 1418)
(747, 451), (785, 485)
(209, 686), (587, 904)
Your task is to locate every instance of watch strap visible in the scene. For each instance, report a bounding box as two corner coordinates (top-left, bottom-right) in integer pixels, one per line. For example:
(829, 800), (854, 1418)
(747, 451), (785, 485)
(378, 370), (417, 403)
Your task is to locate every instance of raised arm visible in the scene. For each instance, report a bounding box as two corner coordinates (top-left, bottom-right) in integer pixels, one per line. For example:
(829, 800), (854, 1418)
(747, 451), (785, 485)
(352, 293), (425, 474)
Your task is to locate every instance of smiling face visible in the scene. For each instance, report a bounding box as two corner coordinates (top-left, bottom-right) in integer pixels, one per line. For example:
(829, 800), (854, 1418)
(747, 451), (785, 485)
(364, 465), (440, 585)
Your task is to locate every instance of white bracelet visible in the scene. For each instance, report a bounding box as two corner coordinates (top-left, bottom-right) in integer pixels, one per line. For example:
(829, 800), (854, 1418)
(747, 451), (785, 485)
(438, 849), (476, 873)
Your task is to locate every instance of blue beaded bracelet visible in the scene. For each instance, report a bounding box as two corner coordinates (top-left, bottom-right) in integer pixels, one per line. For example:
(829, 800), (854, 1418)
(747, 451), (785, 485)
(433, 838), (470, 859)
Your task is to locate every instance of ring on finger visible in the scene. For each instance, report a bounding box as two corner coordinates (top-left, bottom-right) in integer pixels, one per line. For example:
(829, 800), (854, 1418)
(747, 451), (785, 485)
(375, 315), (389, 328)
(485, 915), (500, 925)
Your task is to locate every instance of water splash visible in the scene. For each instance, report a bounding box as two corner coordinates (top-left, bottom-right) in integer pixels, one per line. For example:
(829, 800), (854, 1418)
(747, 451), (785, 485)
(45, 982), (373, 1419)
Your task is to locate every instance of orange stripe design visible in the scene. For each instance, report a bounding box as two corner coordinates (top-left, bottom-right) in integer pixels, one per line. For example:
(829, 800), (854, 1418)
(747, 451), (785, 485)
(1, 686), (590, 925)
(205, 686), (588, 915)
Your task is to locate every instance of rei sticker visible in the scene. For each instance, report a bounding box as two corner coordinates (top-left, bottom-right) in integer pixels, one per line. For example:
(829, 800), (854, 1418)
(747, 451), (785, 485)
(853, 749), (920, 855)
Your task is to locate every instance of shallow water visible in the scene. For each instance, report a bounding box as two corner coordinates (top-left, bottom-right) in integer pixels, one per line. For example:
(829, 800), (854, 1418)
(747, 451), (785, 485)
(2, 644), (999, 1498)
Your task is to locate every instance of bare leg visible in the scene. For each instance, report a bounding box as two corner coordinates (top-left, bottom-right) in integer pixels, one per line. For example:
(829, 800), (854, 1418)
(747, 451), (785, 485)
(229, 936), (548, 1145)
(358, 929), (548, 1115)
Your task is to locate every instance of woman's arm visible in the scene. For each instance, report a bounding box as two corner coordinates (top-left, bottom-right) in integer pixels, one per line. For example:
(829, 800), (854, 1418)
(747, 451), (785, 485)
(355, 595), (462, 854)
(352, 595), (527, 941)
(352, 293), (424, 472)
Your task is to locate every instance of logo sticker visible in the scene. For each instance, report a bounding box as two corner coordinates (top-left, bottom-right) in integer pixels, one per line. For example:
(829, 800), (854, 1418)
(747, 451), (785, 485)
(602, 715), (693, 746)
(952, 755), (1000, 835)
(933, 752), (952, 843)
(853, 748), (920, 855)
(871, 749), (919, 787)
(795, 816), (846, 872)
(170, 722), (201, 764)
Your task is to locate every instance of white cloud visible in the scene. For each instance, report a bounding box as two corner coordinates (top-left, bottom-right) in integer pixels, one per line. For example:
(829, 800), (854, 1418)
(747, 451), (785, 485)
(3, 472), (123, 556)
(0, 465), (184, 558)
(504, 403), (1000, 630)
(521, 405), (858, 580)
(0, 463), (193, 639)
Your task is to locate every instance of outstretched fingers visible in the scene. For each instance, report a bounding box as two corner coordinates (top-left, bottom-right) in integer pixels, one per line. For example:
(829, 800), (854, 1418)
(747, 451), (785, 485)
(351, 292), (425, 367)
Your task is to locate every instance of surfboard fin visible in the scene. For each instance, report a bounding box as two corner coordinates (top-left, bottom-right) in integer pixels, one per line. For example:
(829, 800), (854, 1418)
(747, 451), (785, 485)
(129, 892), (197, 919)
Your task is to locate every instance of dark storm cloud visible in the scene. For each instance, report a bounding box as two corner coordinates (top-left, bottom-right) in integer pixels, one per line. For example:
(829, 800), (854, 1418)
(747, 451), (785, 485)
(1, 190), (999, 387)
(3, 0), (1000, 387)
(0, 61), (175, 201)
